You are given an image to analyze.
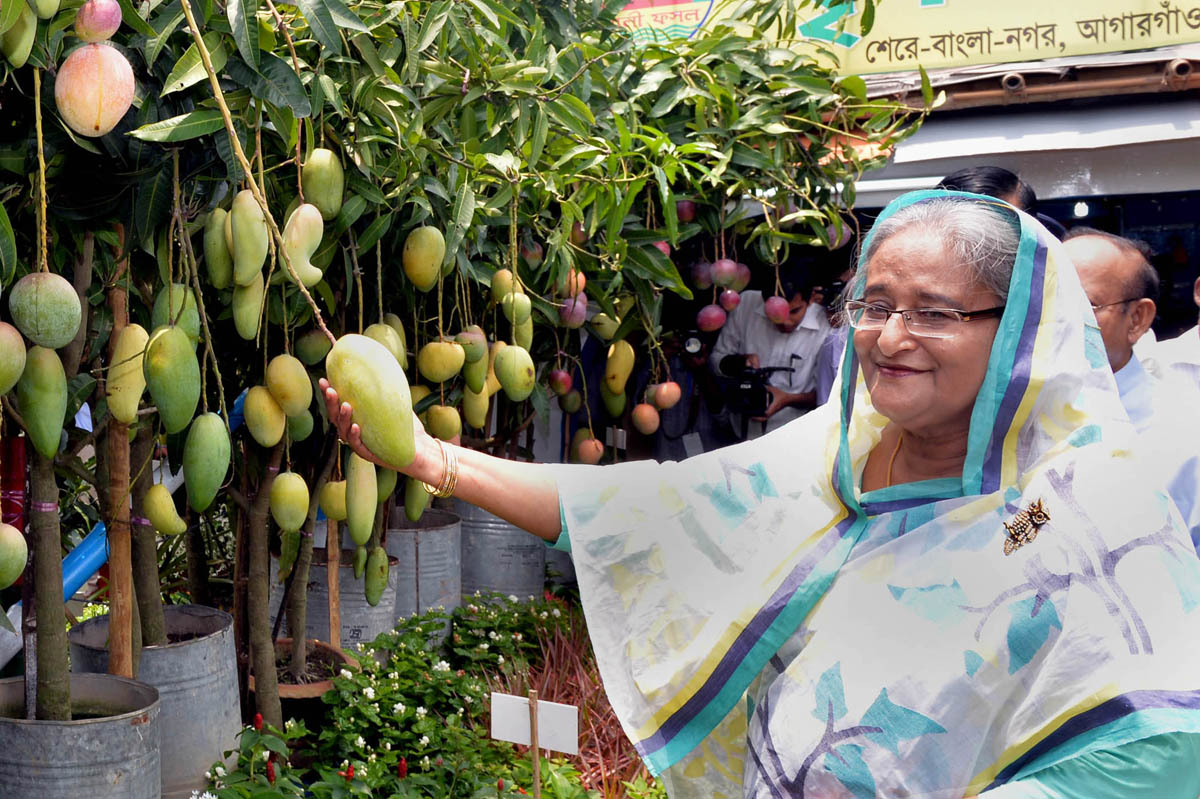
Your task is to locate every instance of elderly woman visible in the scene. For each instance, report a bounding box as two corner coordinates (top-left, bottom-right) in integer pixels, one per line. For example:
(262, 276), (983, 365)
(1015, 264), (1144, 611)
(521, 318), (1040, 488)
(324, 191), (1200, 798)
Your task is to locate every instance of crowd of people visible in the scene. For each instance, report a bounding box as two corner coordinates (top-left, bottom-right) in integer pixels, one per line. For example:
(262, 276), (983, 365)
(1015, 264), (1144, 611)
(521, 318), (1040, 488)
(322, 173), (1200, 797)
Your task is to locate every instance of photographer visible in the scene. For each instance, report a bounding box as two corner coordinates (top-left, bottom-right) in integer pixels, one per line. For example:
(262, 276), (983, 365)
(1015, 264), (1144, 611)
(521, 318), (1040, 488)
(709, 267), (831, 437)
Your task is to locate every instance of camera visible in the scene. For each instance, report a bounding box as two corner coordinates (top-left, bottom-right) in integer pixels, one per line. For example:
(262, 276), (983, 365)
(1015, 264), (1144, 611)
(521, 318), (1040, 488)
(727, 366), (793, 417)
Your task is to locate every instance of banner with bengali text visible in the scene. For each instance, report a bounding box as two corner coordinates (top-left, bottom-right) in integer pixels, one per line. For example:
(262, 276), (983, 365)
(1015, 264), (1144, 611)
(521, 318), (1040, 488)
(615, 0), (1200, 74)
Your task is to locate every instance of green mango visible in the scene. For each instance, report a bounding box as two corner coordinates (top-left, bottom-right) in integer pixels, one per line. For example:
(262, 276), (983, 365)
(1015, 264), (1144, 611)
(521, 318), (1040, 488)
(281, 202), (324, 287)
(352, 544), (367, 580)
(295, 329), (333, 365)
(325, 334), (415, 469)
(183, 411), (230, 512)
(417, 340), (465, 384)
(0, 322), (26, 397)
(401, 226), (444, 292)
(232, 271), (264, 340)
(558, 389), (582, 414)
(514, 316), (533, 351)
(382, 313), (408, 369)
(287, 409), (314, 442)
(404, 475), (429, 523)
(203, 209), (234, 289)
(600, 381), (626, 418)
(319, 480), (347, 521)
(363, 545), (388, 607)
(501, 293), (532, 325)
(18, 347), (67, 459)
(151, 283), (200, 349)
(277, 529), (301, 582)
(34, 0), (60, 19)
(463, 355), (487, 395)
(426, 405), (461, 442)
(363, 323), (404, 365)
(144, 326), (200, 434)
(230, 189), (268, 285)
(270, 471), (309, 532)
(345, 451), (376, 546)
(8, 272), (82, 350)
(376, 466), (398, 503)
(301, 148), (345, 221)
(494, 345), (535, 402)
(456, 325), (487, 363)
(0, 3), (36, 69)
(463, 384), (488, 429)
(0, 523), (27, 591)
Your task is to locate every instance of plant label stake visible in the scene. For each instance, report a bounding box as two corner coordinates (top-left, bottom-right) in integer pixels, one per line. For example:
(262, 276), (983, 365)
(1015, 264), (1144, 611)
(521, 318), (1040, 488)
(490, 690), (579, 797)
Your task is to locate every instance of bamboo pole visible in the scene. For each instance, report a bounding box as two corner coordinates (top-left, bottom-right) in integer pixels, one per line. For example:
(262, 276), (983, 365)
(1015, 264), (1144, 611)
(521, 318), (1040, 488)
(105, 239), (134, 678)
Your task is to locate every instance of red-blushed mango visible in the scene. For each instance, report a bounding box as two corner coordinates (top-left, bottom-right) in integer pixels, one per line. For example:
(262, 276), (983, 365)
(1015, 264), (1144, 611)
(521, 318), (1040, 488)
(106, 323), (148, 424)
(557, 267), (585, 297)
(548, 369), (572, 397)
(559, 294), (587, 329)
(463, 384), (488, 430)
(577, 437), (604, 464)
(18, 346), (66, 459)
(426, 404), (461, 442)
(344, 450), (376, 546)
(1, 3), (36, 69)
(244, 385), (285, 448)
(319, 479), (347, 521)
(604, 339), (635, 394)
(655, 381), (682, 410)
(75, 0), (122, 42)
(363, 323), (404, 365)
(265, 353), (312, 416)
(9, 272), (82, 349)
(382, 313), (408, 369)
(295, 329), (332, 365)
(417, 340), (465, 384)
(558, 389), (582, 414)
(183, 411), (230, 512)
(490, 269), (522, 303)
(230, 190), (268, 285)
(363, 545), (388, 607)
(631, 403), (660, 435)
(232, 271), (265, 340)
(145, 483), (187, 536)
(301, 148), (344, 221)
(402, 226), (445, 292)
(462, 355), (487, 395)
(325, 334), (415, 469)
(54, 43), (134, 137)
(144, 325), (200, 434)
(270, 471), (309, 532)
(0, 523), (27, 590)
(281, 202), (324, 287)
(0, 322), (27, 396)
(494, 345), (535, 402)
(404, 475), (429, 523)
(456, 325), (487, 363)
(152, 283), (199, 348)
(203, 209), (234, 289)
(287, 408), (314, 442)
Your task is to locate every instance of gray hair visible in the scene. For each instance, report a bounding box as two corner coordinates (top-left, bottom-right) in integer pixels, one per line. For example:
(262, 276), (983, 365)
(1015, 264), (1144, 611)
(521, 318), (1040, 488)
(859, 198), (1022, 302)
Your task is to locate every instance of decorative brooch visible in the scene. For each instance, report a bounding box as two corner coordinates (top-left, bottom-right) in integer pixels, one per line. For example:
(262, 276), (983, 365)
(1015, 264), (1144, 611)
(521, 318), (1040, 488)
(1003, 498), (1050, 556)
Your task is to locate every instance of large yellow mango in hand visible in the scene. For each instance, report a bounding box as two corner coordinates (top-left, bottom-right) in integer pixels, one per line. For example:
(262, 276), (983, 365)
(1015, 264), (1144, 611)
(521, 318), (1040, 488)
(301, 148), (345, 221)
(230, 190), (268, 285)
(325, 334), (415, 469)
(107, 323), (149, 425)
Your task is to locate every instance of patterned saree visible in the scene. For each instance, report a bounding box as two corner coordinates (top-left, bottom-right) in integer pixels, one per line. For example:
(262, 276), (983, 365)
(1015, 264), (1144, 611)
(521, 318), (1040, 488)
(555, 191), (1200, 798)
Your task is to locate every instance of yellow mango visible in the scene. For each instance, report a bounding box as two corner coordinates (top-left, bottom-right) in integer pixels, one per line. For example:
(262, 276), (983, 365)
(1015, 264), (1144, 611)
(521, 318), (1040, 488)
(363, 545), (388, 607)
(281, 202), (325, 287)
(402, 226), (444, 292)
(265, 353), (312, 416)
(0, 322), (25, 397)
(363, 323), (404, 365)
(485, 341), (506, 397)
(232, 271), (264, 340)
(319, 479), (347, 521)
(203, 209), (233, 289)
(0, 2), (36, 69)
(18, 346), (67, 459)
(417, 340), (465, 384)
(301, 148), (345, 221)
(230, 189), (268, 285)
(514, 316), (533, 351)
(494, 345), (535, 402)
(106, 323), (148, 425)
(590, 313), (619, 341)
(605, 339), (635, 394)
(244, 385), (285, 448)
(183, 411), (230, 512)
(144, 325), (200, 434)
(145, 483), (187, 536)
(462, 355), (487, 395)
(426, 404), (461, 441)
(409, 384), (432, 426)
(345, 450), (376, 546)
(463, 384), (488, 430)
(490, 269), (522, 303)
(382, 312), (408, 369)
(404, 475), (430, 523)
(270, 471), (310, 532)
(325, 334), (415, 469)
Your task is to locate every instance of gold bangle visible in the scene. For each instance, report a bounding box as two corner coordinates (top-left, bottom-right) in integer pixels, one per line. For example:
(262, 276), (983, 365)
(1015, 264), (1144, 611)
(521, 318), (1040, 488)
(422, 439), (459, 498)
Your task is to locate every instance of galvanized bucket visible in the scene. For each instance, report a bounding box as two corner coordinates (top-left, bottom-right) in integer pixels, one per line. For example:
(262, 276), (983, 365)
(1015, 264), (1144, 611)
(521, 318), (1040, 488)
(0, 673), (160, 798)
(452, 499), (545, 601)
(69, 604), (240, 799)
(386, 506), (461, 638)
(269, 548), (400, 650)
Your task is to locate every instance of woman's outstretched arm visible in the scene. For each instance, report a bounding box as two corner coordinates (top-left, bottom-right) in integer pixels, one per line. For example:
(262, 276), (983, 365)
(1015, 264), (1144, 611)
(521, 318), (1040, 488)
(319, 379), (563, 542)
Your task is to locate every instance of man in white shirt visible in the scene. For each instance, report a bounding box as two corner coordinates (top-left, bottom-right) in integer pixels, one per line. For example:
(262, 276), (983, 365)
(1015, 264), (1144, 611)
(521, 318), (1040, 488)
(710, 270), (831, 437)
(1143, 276), (1200, 393)
(1065, 230), (1200, 553)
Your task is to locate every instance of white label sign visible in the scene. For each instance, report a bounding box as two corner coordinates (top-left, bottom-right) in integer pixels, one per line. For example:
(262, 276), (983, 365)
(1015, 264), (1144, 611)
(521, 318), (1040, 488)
(490, 692), (579, 755)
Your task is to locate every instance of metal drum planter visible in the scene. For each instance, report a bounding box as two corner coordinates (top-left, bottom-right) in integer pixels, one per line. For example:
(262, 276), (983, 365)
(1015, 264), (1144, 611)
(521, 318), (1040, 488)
(452, 498), (545, 601)
(545, 547), (576, 587)
(0, 673), (160, 798)
(69, 604), (240, 799)
(386, 507), (461, 639)
(269, 548), (400, 650)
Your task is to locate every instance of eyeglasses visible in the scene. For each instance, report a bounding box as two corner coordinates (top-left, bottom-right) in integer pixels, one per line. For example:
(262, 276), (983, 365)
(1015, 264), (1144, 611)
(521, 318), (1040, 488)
(1090, 298), (1140, 312)
(844, 300), (1006, 339)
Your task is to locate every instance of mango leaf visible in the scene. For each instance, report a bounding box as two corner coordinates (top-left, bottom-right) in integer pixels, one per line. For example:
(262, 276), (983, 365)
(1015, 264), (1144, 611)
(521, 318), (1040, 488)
(527, 104), (548, 165)
(0, 0), (22, 36)
(227, 54), (311, 118)
(216, 121), (250, 183)
(919, 65), (933, 107)
(356, 214), (392, 254)
(0, 203), (15, 282)
(115, 0), (157, 37)
(323, 0), (368, 32)
(415, 0), (452, 52)
(144, 5), (184, 70)
(130, 110), (226, 142)
(651, 164), (677, 242)
(132, 162), (174, 249)
(161, 33), (227, 95)
(623, 243), (691, 299)
(295, 0), (341, 56)
(442, 180), (475, 267)
(227, 0), (260, 70)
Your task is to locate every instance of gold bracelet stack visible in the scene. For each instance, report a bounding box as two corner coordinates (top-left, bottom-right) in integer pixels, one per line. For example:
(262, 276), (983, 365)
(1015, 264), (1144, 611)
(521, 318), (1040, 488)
(422, 439), (460, 498)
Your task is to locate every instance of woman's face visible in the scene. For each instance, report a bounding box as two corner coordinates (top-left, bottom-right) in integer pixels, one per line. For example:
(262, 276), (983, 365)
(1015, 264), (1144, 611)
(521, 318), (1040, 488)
(853, 226), (1004, 439)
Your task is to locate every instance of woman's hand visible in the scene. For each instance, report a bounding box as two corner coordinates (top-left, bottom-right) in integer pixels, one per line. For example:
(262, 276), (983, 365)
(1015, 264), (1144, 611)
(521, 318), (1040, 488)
(318, 377), (436, 475)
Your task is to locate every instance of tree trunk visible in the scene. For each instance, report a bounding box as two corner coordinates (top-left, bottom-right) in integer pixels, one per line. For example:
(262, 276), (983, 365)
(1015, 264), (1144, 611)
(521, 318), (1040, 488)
(187, 521), (211, 608)
(30, 452), (69, 720)
(287, 436), (337, 681)
(130, 425), (166, 645)
(249, 445), (284, 729)
(60, 232), (93, 379)
(104, 269), (134, 679)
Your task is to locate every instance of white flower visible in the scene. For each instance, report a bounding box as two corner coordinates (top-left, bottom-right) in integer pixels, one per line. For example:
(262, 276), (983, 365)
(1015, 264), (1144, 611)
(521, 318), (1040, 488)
(368, 753), (377, 763)
(203, 771), (211, 781)
(416, 706), (427, 718)
(260, 749), (270, 760)
(355, 735), (366, 748)
(340, 668), (353, 679)
(384, 741), (392, 750)
(285, 719), (296, 731)
(214, 766), (225, 778)
(513, 632), (522, 641)
(497, 655), (505, 665)
(363, 686), (375, 700)
(488, 630), (498, 640)
(388, 672), (399, 680)
(433, 660), (450, 672)
(540, 611), (548, 620)
(478, 642), (489, 651)
(393, 702), (406, 714)
(465, 694), (474, 703)
(552, 608), (561, 618)
(421, 755), (431, 769)
(419, 734), (430, 747)
(508, 594), (519, 602)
